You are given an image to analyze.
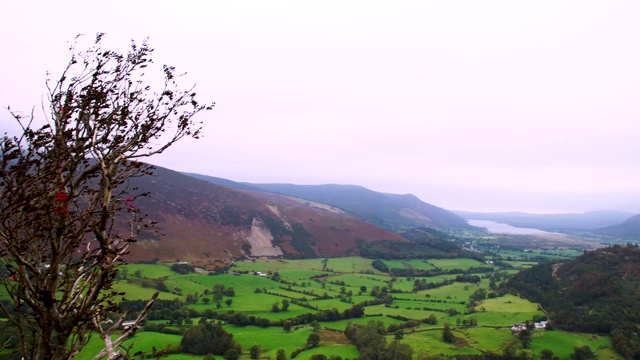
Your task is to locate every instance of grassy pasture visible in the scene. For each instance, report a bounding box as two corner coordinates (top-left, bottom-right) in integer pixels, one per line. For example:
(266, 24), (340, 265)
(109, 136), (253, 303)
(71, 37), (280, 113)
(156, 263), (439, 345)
(269, 286), (321, 300)
(491, 248), (581, 262)
(120, 263), (176, 278)
(325, 257), (380, 273)
(276, 268), (330, 281)
(427, 258), (488, 270)
(332, 273), (391, 287)
(478, 294), (539, 313)
(417, 274), (460, 283)
(229, 325), (312, 358)
(423, 282), (481, 303)
(402, 297), (467, 313)
(455, 327), (518, 353)
(387, 278), (419, 292)
(329, 273), (387, 289)
(491, 250), (533, 260)
(122, 332), (183, 356)
(325, 316), (405, 331)
(162, 355), (202, 360)
(229, 325), (360, 359)
(503, 260), (538, 269)
(382, 259), (437, 270)
(193, 291), (295, 313)
(162, 277), (206, 297)
(230, 258), (316, 272)
(459, 311), (541, 327)
(304, 344), (360, 360)
(403, 326), (552, 358)
(365, 303), (444, 322)
(22, 254), (617, 359)
(231, 256), (385, 275)
(184, 273), (276, 294)
(537, 248), (583, 258)
(75, 332), (183, 360)
(308, 298), (358, 312)
(401, 328), (482, 357)
(113, 281), (180, 301)
(531, 330), (615, 359)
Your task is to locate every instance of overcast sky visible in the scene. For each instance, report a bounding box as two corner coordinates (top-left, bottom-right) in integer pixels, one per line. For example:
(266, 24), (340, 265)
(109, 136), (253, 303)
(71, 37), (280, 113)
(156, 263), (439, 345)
(2, 1), (640, 214)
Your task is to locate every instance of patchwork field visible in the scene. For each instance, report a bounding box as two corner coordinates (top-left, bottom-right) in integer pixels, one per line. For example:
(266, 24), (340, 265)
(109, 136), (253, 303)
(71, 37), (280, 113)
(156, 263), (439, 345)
(4, 253), (621, 359)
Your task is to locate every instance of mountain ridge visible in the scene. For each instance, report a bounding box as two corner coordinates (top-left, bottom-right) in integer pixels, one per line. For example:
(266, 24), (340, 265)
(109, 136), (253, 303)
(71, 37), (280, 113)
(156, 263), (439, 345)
(123, 166), (409, 266)
(186, 178), (474, 232)
(594, 214), (640, 240)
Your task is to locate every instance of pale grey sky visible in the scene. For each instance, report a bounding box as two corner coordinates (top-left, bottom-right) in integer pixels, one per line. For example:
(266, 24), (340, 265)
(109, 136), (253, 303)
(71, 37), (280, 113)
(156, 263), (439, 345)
(2, 1), (640, 213)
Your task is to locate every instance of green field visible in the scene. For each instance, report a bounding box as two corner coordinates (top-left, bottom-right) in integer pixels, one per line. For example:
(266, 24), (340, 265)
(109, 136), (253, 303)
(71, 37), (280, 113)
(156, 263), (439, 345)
(2, 252), (621, 359)
(531, 330), (615, 359)
(427, 258), (489, 270)
(230, 257), (380, 274)
(381, 259), (437, 271)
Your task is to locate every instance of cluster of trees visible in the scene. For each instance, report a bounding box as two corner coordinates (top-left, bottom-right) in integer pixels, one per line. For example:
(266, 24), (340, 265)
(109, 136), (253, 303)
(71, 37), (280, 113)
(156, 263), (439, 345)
(386, 314), (438, 334)
(272, 299), (290, 312)
(371, 260), (493, 279)
(416, 345), (591, 360)
(181, 321), (240, 358)
(466, 288), (487, 313)
(344, 320), (413, 360)
(611, 327), (640, 360)
(506, 245), (640, 359)
(371, 259), (390, 273)
(170, 263), (196, 274)
(358, 235), (483, 261)
(412, 275), (485, 292)
(442, 323), (455, 343)
(288, 332), (321, 358)
(223, 302), (366, 327)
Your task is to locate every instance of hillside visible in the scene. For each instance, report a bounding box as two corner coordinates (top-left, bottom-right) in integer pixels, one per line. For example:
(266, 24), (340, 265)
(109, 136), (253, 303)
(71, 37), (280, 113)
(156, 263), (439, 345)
(455, 210), (634, 232)
(186, 180), (474, 232)
(123, 165), (407, 266)
(507, 245), (640, 358)
(594, 214), (640, 240)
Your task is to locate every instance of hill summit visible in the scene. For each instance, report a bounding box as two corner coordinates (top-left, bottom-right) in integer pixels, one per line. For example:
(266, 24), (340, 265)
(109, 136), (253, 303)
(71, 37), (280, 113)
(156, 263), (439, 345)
(115, 167), (476, 266)
(187, 175), (473, 232)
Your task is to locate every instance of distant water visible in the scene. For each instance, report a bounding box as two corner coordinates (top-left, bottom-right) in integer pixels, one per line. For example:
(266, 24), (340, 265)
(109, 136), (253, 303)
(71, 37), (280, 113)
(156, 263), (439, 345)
(467, 219), (553, 235)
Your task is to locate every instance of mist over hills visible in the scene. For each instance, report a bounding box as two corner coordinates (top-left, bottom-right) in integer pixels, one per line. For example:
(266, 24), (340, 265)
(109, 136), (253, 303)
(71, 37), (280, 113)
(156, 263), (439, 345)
(186, 173), (474, 231)
(117, 167), (640, 265)
(189, 172), (640, 239)
(124, 166), (489, 265)
(594, 214), (640, 240)
(455, 210), (635, 233)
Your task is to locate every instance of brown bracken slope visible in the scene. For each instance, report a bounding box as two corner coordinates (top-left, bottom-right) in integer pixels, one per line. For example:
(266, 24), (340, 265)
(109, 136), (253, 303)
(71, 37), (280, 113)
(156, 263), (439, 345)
(122, 165), (405, 267)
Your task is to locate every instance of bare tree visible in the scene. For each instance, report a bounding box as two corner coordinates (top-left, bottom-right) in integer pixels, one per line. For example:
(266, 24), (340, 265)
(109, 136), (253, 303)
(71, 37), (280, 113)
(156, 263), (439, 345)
(0, 34), (214, 360)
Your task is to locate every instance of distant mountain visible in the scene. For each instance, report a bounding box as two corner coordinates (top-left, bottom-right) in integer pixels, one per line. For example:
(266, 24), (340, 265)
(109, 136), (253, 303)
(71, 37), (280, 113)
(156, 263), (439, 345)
(455, 210), (634, 232)
(123, 166), (408, 266)
(507, 245), (640, 358)
(232, 183), (474, 232)
(594, 214), (640, 240)
(183, 173), (259, 192)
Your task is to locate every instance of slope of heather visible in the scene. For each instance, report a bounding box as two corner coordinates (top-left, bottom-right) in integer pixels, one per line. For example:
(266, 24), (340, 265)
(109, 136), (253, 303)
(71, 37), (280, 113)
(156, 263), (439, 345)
(197, 182), (473, 232)
(122, 165), (406, 266)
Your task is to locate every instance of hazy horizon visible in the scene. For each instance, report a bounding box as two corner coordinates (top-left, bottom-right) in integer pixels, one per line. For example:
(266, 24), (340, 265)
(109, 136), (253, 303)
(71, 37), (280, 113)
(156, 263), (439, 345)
(2, 1), (640, 214)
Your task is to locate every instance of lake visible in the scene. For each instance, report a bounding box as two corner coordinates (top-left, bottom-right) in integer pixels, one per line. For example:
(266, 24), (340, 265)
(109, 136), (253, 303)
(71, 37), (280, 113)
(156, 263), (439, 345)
(467, 219), (554, 235)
